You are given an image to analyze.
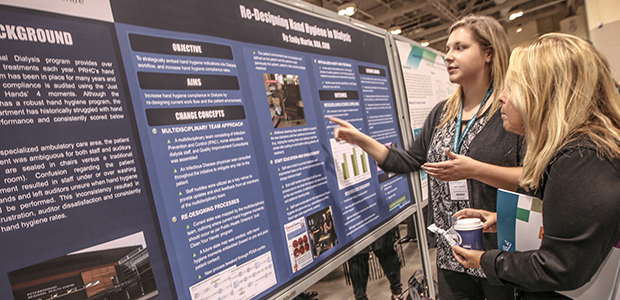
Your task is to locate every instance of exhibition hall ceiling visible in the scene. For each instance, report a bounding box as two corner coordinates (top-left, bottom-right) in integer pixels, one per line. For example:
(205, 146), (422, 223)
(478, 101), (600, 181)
(299, 0), (584, 49)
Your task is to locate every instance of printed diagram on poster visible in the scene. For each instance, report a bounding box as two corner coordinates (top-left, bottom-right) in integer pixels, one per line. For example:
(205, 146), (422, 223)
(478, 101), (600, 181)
(284, 217), (314, 272)
(189, 252), (277, 300)
(330, 139), (371, 190)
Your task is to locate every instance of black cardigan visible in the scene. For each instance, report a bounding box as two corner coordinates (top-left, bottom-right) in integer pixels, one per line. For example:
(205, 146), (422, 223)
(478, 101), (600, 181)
(482, 139), (620, 299)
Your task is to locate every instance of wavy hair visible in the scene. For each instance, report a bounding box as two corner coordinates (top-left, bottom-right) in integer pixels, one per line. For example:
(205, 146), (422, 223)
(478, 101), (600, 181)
(438, 15), (511, 128)
(507, 33), (620, 188)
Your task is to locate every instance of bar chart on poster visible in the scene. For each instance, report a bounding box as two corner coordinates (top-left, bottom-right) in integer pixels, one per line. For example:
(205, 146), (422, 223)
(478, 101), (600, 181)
(330, 139), (371, 189)
(0, 1), (418, 300)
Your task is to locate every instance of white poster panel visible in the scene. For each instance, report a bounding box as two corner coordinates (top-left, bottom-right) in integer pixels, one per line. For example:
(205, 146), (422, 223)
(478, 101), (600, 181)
(394, 39), (455, 202)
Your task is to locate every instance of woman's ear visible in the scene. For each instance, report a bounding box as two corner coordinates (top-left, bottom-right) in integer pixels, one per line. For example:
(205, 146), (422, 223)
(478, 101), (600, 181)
(485, 48), (493, 63)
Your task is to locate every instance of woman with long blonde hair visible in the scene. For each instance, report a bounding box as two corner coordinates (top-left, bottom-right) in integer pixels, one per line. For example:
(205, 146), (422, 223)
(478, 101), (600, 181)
(453, 33), (620, 300)
(330, 15), (521, 300)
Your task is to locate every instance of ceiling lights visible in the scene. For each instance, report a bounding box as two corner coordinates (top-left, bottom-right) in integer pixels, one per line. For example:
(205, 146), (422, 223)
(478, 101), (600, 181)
(509, 10), (524, 21)
(420, 40), (430, 47)
(338, 3), (356, 16)
(516, 24), (523, 33)
(389, 26), (402, 35)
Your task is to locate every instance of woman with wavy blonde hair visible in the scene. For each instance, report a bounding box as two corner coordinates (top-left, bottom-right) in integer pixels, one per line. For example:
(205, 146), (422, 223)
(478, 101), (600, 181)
(507, 34), (620, 188)
(330, 15), (522, 300)
(453, 33), (620, 300)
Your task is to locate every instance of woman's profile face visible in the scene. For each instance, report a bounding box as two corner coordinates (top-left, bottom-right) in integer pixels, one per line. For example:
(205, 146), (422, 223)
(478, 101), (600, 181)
(497, 87), (525, 135)
(445, 27), (490, 86)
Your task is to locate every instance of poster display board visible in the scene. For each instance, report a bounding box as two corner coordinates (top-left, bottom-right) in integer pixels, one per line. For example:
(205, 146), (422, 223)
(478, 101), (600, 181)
(0, 1), (417, 300)
(393, 38), (455, 204)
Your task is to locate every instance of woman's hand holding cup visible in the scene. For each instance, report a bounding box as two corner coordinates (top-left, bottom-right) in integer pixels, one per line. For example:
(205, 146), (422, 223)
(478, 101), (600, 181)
(454, 209), (497, 233)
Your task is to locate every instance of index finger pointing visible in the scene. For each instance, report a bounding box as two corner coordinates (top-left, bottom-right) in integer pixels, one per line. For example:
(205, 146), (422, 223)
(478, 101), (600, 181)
(327, 116), (346, 126)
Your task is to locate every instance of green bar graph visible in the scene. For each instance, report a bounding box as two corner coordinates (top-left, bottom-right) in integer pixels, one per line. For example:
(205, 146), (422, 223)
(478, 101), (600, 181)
(331, 139), (373, 189)
(342, 153), (350, 180)
(361, 150), (368, 173)
(351, 148), (359, 176)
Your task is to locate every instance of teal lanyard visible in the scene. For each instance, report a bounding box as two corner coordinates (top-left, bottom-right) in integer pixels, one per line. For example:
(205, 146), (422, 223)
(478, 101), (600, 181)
(453, 82), (494, 154)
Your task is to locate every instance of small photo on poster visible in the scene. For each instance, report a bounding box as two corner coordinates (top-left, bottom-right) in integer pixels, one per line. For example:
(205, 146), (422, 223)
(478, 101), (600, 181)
(306, 206), (338, 258)
(8, 232), (157, 300)
(263, 73), (306, 128)
(283, 217), (313, 273)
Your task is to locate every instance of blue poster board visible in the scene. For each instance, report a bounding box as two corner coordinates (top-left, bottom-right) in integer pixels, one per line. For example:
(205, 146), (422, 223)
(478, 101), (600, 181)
(0, 1), (417, 300)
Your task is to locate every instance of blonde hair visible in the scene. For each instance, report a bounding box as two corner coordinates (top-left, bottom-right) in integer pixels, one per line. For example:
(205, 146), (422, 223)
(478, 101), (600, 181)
(438, 15), (511, 128)
(507, 33), (620, 188)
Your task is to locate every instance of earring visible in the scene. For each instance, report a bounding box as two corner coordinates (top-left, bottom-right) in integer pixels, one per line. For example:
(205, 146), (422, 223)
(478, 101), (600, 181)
(486, 59), (490, 62)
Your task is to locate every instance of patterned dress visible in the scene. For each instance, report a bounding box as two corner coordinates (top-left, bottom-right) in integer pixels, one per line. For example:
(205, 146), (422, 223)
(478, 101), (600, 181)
(427, 109), (488, 277)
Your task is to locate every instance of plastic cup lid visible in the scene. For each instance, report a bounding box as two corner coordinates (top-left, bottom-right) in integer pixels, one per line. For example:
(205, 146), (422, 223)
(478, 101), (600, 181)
(454, 218), (483, 230)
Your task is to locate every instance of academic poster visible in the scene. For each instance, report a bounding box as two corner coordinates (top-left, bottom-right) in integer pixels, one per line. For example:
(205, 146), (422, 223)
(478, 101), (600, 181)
(0, 1), (415, 300)
(394, 38), (455, 203)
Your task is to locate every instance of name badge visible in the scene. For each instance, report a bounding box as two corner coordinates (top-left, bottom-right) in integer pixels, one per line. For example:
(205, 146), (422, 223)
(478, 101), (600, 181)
(449, 180), (469, 201)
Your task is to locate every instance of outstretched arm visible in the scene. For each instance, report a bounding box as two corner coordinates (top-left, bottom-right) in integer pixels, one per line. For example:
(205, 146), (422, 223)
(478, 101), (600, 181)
(328, 117), (390, 164)
(422, 149), (522, 191)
